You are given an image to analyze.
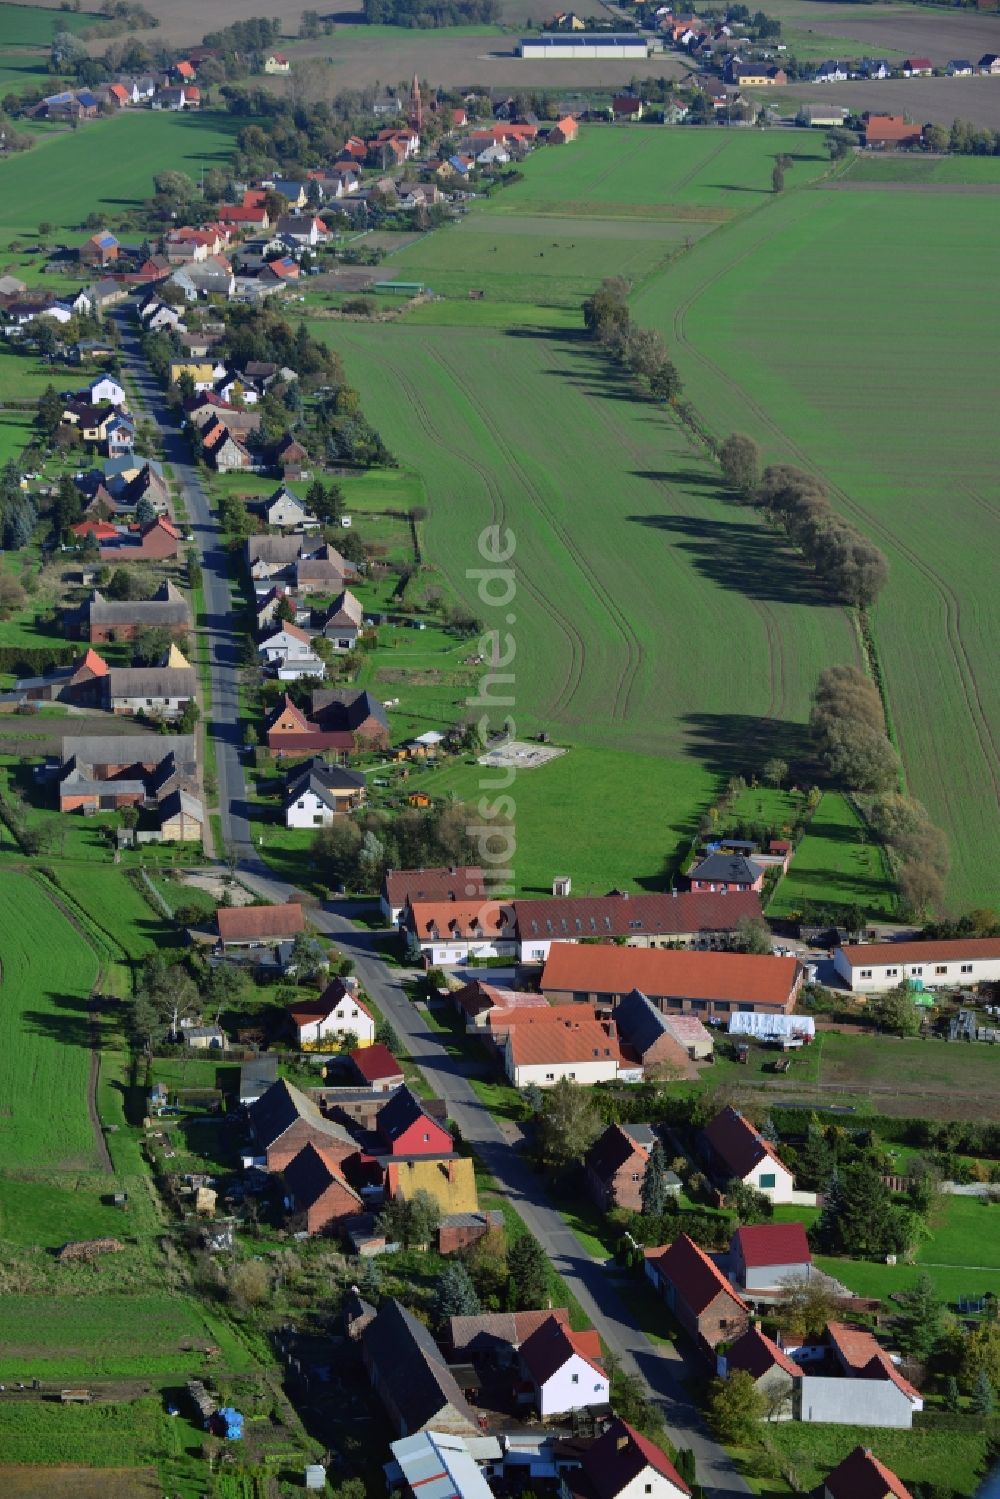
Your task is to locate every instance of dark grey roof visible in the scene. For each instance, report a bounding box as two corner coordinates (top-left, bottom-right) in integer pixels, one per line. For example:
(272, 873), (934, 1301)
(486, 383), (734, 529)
(376, 1085), (441, 1145)
(247, 533), (304, 565)
(240, 1056), (279, 1103)
(622, 1122), (657, 1150)
(362, 1299), (478, 1435)
(312, 688), (389, 733)
(688, 852), (763, 885)
(60, 732), (195, 770)
(157, 788), (204, 824)
(248, 1078), (354, 1151)
(89, 581), (190, 627)
(285, 758), (367, 809)
(614, 988), (670, 1060)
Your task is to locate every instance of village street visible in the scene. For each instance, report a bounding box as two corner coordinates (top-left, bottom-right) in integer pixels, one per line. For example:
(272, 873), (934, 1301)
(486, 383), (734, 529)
(117, 314), (750, 1498)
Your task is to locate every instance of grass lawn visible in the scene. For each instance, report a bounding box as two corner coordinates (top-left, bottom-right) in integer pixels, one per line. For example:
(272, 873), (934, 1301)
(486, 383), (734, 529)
(0, 1171), (154, 1250)
(0, 110), (245, 247)
(768, 792), (896, 919)
(816, 1031), (1000, 1121)
(818, 1194), (1000, 1304)
(0, 1293), (255, 1379)
(0, 871), (99, 1171)
(633, 178), (1000, 907)
(765, 1418), (990, 1496)
(402, 747), (721, 895)
(845, 153), (1000, 185)
(0, 408), (35, 467)
(1, 3), (101, 45)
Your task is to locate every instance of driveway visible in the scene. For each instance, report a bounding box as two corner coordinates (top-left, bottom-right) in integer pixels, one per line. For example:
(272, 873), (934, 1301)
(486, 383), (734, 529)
(119, 310), (750, 1498)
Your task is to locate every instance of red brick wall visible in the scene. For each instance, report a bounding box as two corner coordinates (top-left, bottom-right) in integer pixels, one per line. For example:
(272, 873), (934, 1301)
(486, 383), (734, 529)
(306, 1178), (360, 1234)
(439, 1222), (490, 1255)
(265, 1121), (353, 1173)
(694, 1290), (750, 1349)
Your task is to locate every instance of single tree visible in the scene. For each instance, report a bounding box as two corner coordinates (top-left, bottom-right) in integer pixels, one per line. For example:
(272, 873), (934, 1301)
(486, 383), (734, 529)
(893, 1274), (942, 1362)
(507, 1233), (548, 1310)
(719, 432), (761, 498)
(433, 1261), (481, 1326)
(775, 1275), (836, 1341)
(641, 1139), (672, 1219)
(708, 1371), (766, 1443)
(536, 1077), (601, 1171)
(972, 1369), (996, 1416)
(944, 1374), (961, 1412)
(763, 756), (788, 788)
(726, 1178), (772, 1223)
(871, 983), (921, 1038)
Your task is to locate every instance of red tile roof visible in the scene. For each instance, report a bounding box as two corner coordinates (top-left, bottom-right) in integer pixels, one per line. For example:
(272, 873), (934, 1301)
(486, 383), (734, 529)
(408, 899), (516, 940)
(826, 1322), (921, 1401)
(734, 1221), (811, 1270)
(839, 937), (1000, 967)
(217, 903), (305, 941)
(725, 1325), (801, 1380)
(865, 114), (923, 143)
(514, 889), (762, 942)
(824, 1446), (914, 1499)
(349, 1043), (403, 1084)
(582, 1417), (690, 1499)
(507, 1016), (622, 1068)
(647, 1234), (748, 1317)
(541, 944), (800, 1010)
(73, 648), (110, 678)
(704, 1105), (790, 1181)
(519, 1314), (605, 1386)
(451, 979), (545, 1017)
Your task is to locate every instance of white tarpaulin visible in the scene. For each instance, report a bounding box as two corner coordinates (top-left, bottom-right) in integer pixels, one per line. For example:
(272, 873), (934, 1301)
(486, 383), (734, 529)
(728, 1012), (815, 1040)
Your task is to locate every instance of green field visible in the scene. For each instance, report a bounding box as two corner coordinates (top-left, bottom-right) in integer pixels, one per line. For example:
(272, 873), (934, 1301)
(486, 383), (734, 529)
(0, 110), (244, 245)
(0, 3), (100, 45)
(0, 872), (99, 1171)
(633, 181), (1000, 907)
(329, 317), (858, 771)
(0, 1293), (254, 1379)
(845, 154), (1000, 186)
(765, 1420), (990, 1497)
(769, 792), (896, 918)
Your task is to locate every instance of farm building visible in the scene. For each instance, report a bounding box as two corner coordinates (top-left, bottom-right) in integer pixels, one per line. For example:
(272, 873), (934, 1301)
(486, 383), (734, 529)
(382, 865), (487, 924)
(513, 888), (763, 962)
(702, 1106), (805, 1204)
(362, 1299), (479, 1437)
(644, 1235), (750, 1351)
(216, 902), (304, 949)
(730, 1221), (812, 1291)
(717, 1326), (801, 1418)
(540, 944), (803, 1019)
(834, 937), (1000, 992)
(518, 33), (649, 59)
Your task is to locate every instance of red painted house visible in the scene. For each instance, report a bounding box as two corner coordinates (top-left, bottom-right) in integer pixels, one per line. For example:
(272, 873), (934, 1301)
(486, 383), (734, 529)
(375, 1086), (453, 1156)
(687, 851), (764, 894)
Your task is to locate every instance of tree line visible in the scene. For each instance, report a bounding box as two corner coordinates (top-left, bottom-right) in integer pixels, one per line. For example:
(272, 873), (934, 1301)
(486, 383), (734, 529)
(720, 437), (889, 609)
(583, 278), (682, 403)
(363, 0), (498, 23)
(810, 665), (949, 914)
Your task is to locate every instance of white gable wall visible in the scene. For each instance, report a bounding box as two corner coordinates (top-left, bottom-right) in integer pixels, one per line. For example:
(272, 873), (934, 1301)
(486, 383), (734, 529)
(536, 1353), (609, 1417)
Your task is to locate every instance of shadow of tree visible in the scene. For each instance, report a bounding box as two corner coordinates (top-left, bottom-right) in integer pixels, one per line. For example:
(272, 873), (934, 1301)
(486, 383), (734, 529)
(627, 512), (830, 606)
(680, 711), (815, 781)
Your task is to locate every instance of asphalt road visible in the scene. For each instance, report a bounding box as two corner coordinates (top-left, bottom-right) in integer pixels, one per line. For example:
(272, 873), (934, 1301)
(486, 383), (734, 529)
(119, 311), (750, 1497)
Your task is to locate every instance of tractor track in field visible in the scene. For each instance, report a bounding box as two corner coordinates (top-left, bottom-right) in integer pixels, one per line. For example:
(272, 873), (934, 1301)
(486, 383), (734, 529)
(962, 481), (1000, 527)
(669, 236), (1000, 805)
(431, 341), (646, 724)
(668, 135), (732, 197)
(348, 331), (587, 719)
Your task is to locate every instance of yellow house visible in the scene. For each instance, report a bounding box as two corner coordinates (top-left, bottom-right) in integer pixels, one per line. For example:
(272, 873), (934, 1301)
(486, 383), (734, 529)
(168, 361), (218, 388)
(386, 1156), (478, 1215)
(264, 52), (291, 74)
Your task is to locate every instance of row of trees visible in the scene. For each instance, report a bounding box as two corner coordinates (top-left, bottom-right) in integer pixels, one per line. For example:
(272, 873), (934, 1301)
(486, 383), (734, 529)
(862, 790), (951, 918)
(720, 437), (890, 609)
(583, 278), (682, 403)
(363, 0), (499, 23)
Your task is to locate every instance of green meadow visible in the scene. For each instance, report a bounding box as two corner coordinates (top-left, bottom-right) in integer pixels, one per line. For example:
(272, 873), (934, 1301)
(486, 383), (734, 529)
(633, 181), (1000, 906)
(769, 792), (897, 918)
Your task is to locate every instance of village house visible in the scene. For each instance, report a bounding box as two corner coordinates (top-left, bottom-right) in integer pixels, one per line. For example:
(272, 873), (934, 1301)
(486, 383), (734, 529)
(449, 978), (548, 1032)
(282, 1142), (364, 1235)
(645, 1234), (750, 1350)
(980, 52), (1000, 74)
(321, 589), (364, 652)
(216, 902), (305, 950)
(11, 648), (109, 709)
(865, 114), (923, 148)
(404, 899), (518, 966)
(568, 1416), (692, 1499)
(80, 231), (119, 267)
(790, 1322), (923, 1428)
(822, 1446), (913, 1499)
(257, 485), (317, 529)
(247, 1077), (357, 1172)
(377, 1086), (453, 1157)
(687, 851), (765, 894)
(76, 581), (191, 644)
(702, 1105), (803, 1203)
(284, 758), (367, 827)
(288, 978), (376, 1048)
(612, 987), (705, 1078)
(541, 945), (803, 1020)
(265, 689), (389, 759)
(502, 1010), (634, 1089)
(264, 51), (291, 73)
(99, 516), (182, 563)
(347, 1043), (405, 1092)
(246, 532), (355, 584)
(901, 56), (932, 75)
(585, 1122), (676, 1213)
(549, 114), (579, 143)
(834, 936), (1000, 992)
(448, 1306), (570, 1364)
(514, 888), (763, 962)
(102, 663), (196, 719)
(57, 732), (201, 837)
(257, 621), (326, 679)
(730, 1221), (813, 1292)
(382, 866), (487, 925)
(717, 1325), (802, 1419)
(363, 1299), (479, 1438)
(518, 1315), (609, 1417)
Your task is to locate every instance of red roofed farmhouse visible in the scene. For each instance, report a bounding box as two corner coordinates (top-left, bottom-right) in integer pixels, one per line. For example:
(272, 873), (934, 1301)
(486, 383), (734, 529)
(730, 1221), (812, 1291)
(216, 902), (304, 948)
(517, 1314), (609, 1417)
(572, 1416), (690, 1499)
(644, 1234), (750, 1349)
(718, 1325), (801, 1418)
(865, 114), (923, 148)
(541, 944), (802, 1019)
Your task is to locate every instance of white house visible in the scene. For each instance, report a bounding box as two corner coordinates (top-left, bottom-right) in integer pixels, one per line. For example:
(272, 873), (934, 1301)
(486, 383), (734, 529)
(566, 1416), (691, 1499)
(323, 588), (363, 650)
(258, 622), (325, 679)
(702, 1106), (809, 1205)
(83, 374), (127, 408)
(261, 486), (317, 529)
(288, 978), (376, 1047)
(501, 1011), (635, 1089)
(834, 938), (1000, 993)
(518, 1315), (609, 1418)
(284, 760), (366, 828)
(405, 899), (518, 966)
